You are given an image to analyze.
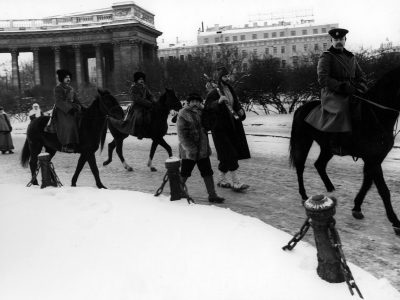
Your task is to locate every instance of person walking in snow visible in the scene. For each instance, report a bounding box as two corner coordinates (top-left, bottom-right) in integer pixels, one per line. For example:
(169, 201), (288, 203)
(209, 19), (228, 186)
(177, 92), (224, 203)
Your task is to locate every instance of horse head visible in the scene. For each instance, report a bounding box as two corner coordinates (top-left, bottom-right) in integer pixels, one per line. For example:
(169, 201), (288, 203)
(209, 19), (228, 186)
(162, 88), (182, 112)
(97, 89), (124, 119)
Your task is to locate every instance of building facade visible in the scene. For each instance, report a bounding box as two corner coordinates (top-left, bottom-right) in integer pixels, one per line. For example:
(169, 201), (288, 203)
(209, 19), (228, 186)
(0, 1), (161, 91)
(158, 20), (338, 68)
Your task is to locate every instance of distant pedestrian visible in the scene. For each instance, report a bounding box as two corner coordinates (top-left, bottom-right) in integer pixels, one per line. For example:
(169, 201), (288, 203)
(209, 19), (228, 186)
(0, 106), (14, 154)
(28, 103), (43, 122)
(177, 92), (224, 203)
(203, 66), (250, 192)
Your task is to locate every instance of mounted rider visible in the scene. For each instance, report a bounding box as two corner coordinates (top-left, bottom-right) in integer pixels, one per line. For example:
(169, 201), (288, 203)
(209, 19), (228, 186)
(128, 71), (155, 139)
(46, 69), (82, 153)
(305, 28), (368, 155)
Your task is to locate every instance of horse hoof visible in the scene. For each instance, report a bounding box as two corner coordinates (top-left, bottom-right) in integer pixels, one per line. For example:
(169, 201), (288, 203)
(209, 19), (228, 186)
(103, 160), (111, 166)
(150, 167), (157, 172)
(97, 184), (107, 189)
(125, 166), (133, 172)
(393, 226), (400, 236)
(352, 210), (364, 219)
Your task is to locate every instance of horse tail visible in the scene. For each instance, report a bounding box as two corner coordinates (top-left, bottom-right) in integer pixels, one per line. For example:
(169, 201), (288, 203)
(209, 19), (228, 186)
(99, 119), (108, 153)
(289, 101), (319, 168)
(21, 138), (30, 168)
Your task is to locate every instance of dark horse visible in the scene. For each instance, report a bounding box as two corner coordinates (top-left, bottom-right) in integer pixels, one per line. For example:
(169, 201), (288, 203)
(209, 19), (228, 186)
(103, 88), (182, 172)
(289, 66), (400, 235)
(21, 90), (122, 189)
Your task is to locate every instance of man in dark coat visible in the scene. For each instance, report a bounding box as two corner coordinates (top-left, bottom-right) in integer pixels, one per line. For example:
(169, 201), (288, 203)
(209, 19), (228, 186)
(177, 93), (224, 203)
(49, 69), (82, 153)
(128, 71), (155, 139)
(203, 66), (251, 192)
(305, 28), (367, 155)
(0, 106), (14, 154)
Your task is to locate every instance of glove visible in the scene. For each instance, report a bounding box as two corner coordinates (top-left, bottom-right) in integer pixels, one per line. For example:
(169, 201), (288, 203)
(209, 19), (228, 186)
(341, 82), (356, 95)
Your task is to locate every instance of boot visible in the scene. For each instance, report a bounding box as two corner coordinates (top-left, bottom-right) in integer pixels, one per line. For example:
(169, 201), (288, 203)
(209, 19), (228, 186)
(217, 171), (231, 188)
(203, 175), (225, 203)
(231, 170), (249, 192)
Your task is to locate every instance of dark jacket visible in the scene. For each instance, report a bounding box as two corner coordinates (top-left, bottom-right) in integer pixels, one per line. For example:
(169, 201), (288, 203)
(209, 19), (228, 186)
(305, 46), (367, 132)
(177, 104), (211, 161)
(0, 113), (12, 132)
(51, 84), (81, 145)
(126, 83), (154, 137)
(204, 81), (250, 162)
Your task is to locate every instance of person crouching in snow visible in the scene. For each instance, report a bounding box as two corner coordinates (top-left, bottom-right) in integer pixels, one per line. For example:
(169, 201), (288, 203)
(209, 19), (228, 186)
(177, 93), (224, 203)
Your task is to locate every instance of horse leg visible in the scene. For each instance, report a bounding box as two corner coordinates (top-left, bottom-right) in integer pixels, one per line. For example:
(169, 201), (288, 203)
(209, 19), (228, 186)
(103, 139), (116, 166)
(352, 163), (374, 220)
(372, 164), (400, 234)
(87, 152), (107, 189)
(314, 149), (335, 192)
(28, 143), (42, 186)
(115, 137), (132, 171)
(71, 153), (87, 187)
(292, 138), (313, 201)
(147, 139), (159, 172)
(45, 148), (58, 184)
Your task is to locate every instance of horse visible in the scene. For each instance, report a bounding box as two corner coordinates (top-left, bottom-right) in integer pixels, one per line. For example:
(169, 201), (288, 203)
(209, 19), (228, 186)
(21, 89), (122, 189)
(289, 66), (400, 235)
(103, 88), (182, 172)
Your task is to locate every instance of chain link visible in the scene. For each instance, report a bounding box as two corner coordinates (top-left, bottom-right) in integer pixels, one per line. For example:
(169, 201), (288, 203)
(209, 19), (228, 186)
(329, 221), (364, 299)
(282, 217), (311, 251)
(154, 172), (169, 196)
(26, 165), (40, 187)
(49, 162), (63, 187)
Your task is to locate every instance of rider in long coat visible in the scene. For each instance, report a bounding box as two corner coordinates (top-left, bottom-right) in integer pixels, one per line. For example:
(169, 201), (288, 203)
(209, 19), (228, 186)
(203, 66), (250, 191)
(128, 71), (154, 139)
(47, 69), (82, 153)
(305, 28), (367, 154)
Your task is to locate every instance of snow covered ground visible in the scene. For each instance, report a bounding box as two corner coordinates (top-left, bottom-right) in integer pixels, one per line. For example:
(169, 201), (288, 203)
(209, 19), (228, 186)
(1, 111), (400, 299)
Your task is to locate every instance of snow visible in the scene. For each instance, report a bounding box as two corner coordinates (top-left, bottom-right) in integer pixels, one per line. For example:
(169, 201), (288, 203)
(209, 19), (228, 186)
(1, 110), (400, 299)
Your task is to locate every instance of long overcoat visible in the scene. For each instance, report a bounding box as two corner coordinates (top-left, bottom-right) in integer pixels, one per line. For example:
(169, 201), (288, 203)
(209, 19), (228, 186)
(177, 105), (211, 161)
(203, 82), (250, 163)
(305, 46), (366, 132)
(0, 112), (14, 151)
(126, 83), (154, 137)
(51, 84), (81, 145)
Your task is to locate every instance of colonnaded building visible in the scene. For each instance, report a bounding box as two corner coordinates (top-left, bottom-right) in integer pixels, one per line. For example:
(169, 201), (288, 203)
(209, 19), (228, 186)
(0, 1), (161, 91)
(158, 16), (338, 69)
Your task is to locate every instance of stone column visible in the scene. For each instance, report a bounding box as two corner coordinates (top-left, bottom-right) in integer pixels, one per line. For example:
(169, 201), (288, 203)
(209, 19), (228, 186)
(73, 44), (83, 87)
(130, 39), (141, 69)
(112, 41), (121, 91)
(10, 48), (19, 89)
(94, 43), (103, 88)
(32, 47), (41, 86)
(53, 46), (61, 81)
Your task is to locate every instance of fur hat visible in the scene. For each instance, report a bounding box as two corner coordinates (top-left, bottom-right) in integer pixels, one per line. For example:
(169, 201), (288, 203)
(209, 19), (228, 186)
(133, 71), (146, 82)
(56, 69), (72, 83)
(186, 93), (203, 103)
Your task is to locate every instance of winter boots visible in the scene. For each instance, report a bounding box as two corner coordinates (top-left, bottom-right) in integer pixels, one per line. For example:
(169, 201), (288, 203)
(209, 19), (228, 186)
(231, 170), (249, 192)
(217, 171), (232, 188)
(203, 175), (225, 203)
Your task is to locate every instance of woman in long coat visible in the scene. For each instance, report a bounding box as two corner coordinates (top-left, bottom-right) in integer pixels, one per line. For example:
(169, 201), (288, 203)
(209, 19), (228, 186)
(0, 106), (14, 154)
(203, 67), (250, 191)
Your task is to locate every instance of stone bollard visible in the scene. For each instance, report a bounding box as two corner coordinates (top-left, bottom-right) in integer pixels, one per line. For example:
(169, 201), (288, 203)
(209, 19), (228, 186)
(38, 153), (58, 188)
(165, 157), (185, 201)
(304, 194), (345, 283)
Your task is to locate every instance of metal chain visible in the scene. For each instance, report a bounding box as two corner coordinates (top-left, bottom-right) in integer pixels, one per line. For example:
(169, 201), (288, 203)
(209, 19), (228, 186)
(154, 171), (169, 196)
(26, 165), (40, 187)
(282, 217), (311, 251)
(49, 163), (63, 187)
(328, 221), (364, 299)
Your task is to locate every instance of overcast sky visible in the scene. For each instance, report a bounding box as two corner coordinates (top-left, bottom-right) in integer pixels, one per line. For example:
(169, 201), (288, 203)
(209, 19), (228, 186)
(0, 0), (399, 50)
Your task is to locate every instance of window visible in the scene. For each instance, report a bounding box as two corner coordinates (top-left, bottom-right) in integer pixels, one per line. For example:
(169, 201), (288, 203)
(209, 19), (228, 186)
(240, 35), (246, 40)
(293, 56), (299, 67)
(159, 57), (164, 63)
(302, 29), (307, 35)
(281, 46), (285, 54)
(304, 44), (308, 51)
(204, 38), (209, 44)
(313, 28), (318, 34)
(233, 36), (238, 41)
(280, 31), (285, 37)
(292, 45), (296, 52)
(264, 32), (269, 38)
(253, 49), (258, 56)
(187, 54), (192, 61)
(252, 33), (257, 39)
(281, 60), (286, 68)
(265, 47), (270, 55)
(214, 37), (220, 43)
(314, 43), (319, 51)
(291, 30), (296, 36)
(272, 32), (277, 38)
(273, 47), (277, 54)
(225, 36), (230, 42)
(321, 27), (327, 33)
(323, 43), (328, 50)
(180, 55), (184, 61)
